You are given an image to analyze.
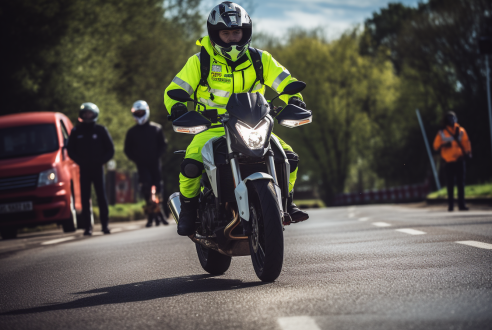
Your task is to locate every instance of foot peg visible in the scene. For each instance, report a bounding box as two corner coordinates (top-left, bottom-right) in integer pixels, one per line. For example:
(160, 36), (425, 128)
(282, 212), (292, 226)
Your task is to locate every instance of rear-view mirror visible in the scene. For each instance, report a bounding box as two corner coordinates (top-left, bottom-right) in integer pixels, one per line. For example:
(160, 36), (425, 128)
(282, 81), (306, 95)
(167, 89), (193, 102)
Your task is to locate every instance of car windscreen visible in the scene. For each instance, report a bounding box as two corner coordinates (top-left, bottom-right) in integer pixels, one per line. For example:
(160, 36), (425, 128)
(0, 123), (59, 160)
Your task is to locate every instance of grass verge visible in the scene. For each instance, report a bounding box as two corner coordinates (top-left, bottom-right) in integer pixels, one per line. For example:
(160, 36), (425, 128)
(93, 203), (146, 222)
(427, 183), (492, 199)
(295, 199), (326, 209)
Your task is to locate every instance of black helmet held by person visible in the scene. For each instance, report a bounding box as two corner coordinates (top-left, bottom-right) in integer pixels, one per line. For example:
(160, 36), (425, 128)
(78, 103), (100, 123)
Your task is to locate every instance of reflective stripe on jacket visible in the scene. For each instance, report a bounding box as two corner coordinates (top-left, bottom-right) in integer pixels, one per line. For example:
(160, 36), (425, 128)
(433, 124), (471, 162)
(164, 36), (302, 114)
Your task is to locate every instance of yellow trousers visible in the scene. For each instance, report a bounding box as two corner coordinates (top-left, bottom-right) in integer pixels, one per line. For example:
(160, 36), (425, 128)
(180, 128), (298, 198)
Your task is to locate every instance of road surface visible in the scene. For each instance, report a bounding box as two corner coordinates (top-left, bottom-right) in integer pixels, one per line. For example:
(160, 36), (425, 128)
(0, 205), (491, 330)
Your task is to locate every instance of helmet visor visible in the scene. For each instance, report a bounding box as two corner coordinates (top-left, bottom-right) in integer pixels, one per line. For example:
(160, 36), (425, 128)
(132, 109), (147, 118)
(80, 110), (96, 121)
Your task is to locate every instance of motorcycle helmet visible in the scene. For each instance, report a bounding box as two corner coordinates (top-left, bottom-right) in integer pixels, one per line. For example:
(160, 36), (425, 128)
(78, 103), (99, 123)
(131, 100), (150, 125)
(207, 1), (252, 62)
(444, 111), (457, 127)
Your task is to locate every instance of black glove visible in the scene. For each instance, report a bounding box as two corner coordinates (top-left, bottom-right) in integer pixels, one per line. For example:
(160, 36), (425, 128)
(170, 103), (188, 121)
(288, 97), (306, 109)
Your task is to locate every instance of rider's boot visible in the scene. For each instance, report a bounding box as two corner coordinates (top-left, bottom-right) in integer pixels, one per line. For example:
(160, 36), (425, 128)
(287, 192), (309, 223)
(177, 194), (198, 236)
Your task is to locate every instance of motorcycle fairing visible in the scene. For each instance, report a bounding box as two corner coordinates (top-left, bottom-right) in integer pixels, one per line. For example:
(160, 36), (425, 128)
(226, 92), (269, 127)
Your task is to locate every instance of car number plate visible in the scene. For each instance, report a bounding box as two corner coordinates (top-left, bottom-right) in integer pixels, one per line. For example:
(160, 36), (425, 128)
(0, 201), (33, 214)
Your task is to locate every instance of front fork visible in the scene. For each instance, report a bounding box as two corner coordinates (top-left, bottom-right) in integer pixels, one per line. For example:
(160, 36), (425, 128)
(226, 128), (287, 224)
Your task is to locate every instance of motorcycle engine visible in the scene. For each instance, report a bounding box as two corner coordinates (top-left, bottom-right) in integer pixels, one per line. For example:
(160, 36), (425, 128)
(202, 203), (217, 233)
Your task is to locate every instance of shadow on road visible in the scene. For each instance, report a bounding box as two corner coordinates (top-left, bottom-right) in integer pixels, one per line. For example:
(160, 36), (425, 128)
(1, 274), (267, 315)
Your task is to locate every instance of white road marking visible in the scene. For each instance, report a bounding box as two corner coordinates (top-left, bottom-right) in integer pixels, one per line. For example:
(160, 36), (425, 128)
(358, 217), (370, 221)
(41, 236), (76, 245)
(348, 213), (355, 218)
(278, 316), (321, 330)
(372, 222), (391, 227)
(348, 207), (355, 212)
(92, 232), (103, 236)
(125, 225), (140, 230)
(396, 228), (426, 235)
(111, 228), (123, 233)
(456, 241), (492, 250)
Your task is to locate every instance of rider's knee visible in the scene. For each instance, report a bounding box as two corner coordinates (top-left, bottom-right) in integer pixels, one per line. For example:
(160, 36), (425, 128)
(181, 159), (204, 178)
(285, 151), (299, 173)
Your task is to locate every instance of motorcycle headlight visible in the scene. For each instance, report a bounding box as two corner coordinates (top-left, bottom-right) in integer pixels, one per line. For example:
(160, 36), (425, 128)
(235, 118), (270, 150)
(38, 168), (58, 187)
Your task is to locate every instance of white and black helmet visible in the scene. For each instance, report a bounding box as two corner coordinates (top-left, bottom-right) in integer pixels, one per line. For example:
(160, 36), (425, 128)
(207, 1), (252, 62)
(131, 100), (150, 125)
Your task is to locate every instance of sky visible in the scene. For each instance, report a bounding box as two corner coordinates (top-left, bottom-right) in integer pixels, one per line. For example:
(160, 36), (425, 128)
(202, 0), (425, 40)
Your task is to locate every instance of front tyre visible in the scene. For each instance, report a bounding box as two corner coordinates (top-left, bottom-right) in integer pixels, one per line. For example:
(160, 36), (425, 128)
(195, 243), (231, 275)
(248, 180), (284, 282)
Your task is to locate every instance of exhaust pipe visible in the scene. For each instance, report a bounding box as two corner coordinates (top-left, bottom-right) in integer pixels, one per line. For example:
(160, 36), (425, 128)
(167, 192), (181, 224)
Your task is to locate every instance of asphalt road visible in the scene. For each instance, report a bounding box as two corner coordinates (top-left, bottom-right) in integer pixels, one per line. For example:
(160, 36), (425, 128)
(0, 205), (491, 330)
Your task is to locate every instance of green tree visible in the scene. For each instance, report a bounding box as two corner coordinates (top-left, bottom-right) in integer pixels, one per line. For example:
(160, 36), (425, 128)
(362, 0), (492, 185)
(265, 31), (400, 203)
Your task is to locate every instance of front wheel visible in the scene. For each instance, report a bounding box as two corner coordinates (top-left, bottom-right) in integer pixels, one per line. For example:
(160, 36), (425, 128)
(195, 243), (232, 275)
(248, 180), (284, 282)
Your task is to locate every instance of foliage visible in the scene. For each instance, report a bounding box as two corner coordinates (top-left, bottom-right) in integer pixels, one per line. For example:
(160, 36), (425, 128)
(264, 31), (399, 203)
(361, 0), (492, 185)
(1, 0), (201, 196)
(3, 0), (491, 206)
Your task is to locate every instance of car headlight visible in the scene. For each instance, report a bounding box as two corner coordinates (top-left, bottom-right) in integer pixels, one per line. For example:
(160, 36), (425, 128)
(38, 168), (58, 187)
(235, 118), (270, 150)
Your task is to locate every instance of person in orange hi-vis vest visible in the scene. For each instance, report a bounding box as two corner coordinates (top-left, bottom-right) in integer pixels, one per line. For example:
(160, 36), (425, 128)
(433, 111), (472, 212)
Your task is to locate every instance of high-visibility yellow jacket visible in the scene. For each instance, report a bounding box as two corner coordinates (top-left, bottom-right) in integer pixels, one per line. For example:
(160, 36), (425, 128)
(164, 36), (302, 114)
(433, 123), (471, 162)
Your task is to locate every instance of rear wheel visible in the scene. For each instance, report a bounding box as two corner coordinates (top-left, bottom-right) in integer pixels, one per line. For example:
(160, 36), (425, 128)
(62, 192), (77, 233)
(248, 180), (284, 282)
(0, 227), (17, 240)
(195, 243), (232, 275)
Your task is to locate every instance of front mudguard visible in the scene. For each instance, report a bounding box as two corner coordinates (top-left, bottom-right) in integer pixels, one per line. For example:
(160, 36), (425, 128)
(234, 172), (282, 222)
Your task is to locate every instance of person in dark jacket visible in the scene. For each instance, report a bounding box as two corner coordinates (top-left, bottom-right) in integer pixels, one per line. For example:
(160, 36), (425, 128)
(67, 103), (115, 235)
(124, 100), (169, 227)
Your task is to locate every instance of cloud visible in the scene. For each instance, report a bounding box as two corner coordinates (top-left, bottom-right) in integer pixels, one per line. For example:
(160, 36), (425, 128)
(251, 0), (422, 38)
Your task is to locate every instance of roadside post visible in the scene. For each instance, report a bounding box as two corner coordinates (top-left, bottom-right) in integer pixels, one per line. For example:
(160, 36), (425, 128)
(416, 109), (441, 191)
(479, 36), (492, 164)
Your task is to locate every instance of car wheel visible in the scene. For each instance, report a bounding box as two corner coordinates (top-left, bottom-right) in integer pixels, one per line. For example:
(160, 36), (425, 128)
(62, 192), (77, 233)
(0, 227), (18, 240)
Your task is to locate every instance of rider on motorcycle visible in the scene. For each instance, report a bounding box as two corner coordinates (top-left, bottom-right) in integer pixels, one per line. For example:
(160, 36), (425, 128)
(164, 1), (309, 236)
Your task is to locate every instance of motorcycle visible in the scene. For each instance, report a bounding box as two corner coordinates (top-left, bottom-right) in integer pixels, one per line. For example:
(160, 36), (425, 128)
(167, 81), (312, 282)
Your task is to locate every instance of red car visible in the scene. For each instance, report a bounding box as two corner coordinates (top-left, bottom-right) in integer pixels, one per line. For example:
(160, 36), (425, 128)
(0, 112), (84, 239)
